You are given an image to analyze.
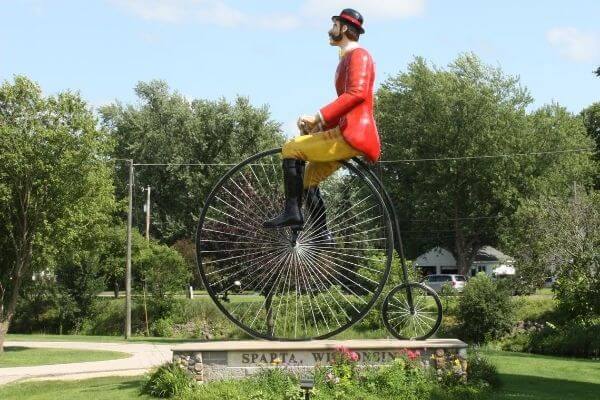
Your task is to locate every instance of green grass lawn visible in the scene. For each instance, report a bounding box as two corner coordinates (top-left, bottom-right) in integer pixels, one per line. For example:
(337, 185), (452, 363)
(486, 350), (600, 400)
(0, 350), (597, 399)
(6, 324), (394, 343)
(0, 376), (152, 400)
(6, 333), (190, 344)
(0, 347), (129, 368)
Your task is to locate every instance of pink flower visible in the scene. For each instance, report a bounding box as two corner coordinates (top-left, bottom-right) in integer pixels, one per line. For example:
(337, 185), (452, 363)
(349, 351), (359, 362)
(407, 350), (420, 361)
(335, 345), (348, 354)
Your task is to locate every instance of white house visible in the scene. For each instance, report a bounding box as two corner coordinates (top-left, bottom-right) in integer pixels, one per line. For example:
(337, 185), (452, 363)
(470, 246), (515, 277)
(414, 246), (515, 277)
(414, 247), (458, 275)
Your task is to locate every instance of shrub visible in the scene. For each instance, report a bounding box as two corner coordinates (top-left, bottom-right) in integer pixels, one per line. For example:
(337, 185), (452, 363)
(467, 349), (501, 388)
(512, 295), (556, 322)
(12, 277), (78, 335)
(151, 318), (175, 337)
(142, 362), (194, 398)
(357, 357), (432, 400)
(135, 241), (191, 320)
(79, 298), (152, 336)
(528, 321), (600, 358)
(456, 273), (515, 343)
(499, 331), (532, 353)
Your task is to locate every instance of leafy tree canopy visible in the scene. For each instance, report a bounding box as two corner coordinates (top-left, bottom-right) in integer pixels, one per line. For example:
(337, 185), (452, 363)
(100, 80), (285, 244)
(0, 75), (116, 349)
(376, 54), (595, 274)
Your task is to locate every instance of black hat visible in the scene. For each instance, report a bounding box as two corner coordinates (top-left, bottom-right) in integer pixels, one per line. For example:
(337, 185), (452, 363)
(332, 8), (365, 34)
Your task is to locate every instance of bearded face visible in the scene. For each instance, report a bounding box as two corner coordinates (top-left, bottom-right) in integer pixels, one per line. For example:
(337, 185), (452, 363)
(328, 20), (345, 44)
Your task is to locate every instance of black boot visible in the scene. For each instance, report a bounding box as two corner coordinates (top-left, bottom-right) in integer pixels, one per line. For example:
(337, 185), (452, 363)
(263, 159), (304, 229)
(304, 187), (335, 246)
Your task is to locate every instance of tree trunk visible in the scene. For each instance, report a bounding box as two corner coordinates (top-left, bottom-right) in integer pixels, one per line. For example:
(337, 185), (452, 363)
(454, 206), (471, 276)
(0, 321), (9, 352)
(0, 251), (31, 352)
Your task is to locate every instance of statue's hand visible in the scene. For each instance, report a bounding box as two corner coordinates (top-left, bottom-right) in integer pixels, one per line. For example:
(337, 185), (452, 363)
(297, 114), (322, 135)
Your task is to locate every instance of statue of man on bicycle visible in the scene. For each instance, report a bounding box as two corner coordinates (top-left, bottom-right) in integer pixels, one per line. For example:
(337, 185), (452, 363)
(263, 8), (380, 245)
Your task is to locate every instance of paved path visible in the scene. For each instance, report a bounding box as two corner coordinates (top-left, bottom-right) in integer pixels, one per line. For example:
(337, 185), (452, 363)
(0, 341), (172, 386)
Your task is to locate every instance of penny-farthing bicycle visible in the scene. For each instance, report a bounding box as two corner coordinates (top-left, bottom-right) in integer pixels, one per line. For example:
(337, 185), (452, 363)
(196, 148), (442, 341)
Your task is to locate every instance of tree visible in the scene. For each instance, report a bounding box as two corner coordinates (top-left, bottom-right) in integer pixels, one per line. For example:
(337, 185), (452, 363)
(100, 80), (285, 244)
(134, 240), (190, 319)
(505, 190), (600, 322)
(457, 273), (515, 343)
(581, 102), (600, 187)
(0, 76), (115, 350)
(595, 67), (600, 77)
(376, 54), (595, 275)
(96, 224), (147, 298)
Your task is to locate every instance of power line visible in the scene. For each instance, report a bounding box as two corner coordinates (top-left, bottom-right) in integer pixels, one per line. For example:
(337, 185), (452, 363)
(102, 147), (596, 166)
(380, 148), (596, 163)
(133, 162), (237, 167)
(402, 215), (502, 222)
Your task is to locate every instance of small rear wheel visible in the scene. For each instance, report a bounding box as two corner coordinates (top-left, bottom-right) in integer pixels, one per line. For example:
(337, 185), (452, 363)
(382, 283), (442, 340)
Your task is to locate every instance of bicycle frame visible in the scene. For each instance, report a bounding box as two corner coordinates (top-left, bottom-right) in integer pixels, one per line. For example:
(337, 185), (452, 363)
(350, 157), (417, 314)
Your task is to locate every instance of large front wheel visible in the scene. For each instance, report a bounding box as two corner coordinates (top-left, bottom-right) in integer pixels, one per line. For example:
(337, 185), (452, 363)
(196, 149), (394, 340)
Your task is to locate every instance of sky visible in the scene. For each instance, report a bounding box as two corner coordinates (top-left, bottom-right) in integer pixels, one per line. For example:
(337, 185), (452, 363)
(1, 0), (599, 136)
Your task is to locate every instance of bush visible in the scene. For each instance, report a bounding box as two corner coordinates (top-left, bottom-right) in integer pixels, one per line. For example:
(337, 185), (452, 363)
(512, 295), (556, 322)
(456, 273), (515, 343)
(528, 321), (600, 358)
(498, 331), (532, 353)
(142, 362), (194, 398)
(12, 277), (78, 335)
(151, 318), (175, 337)
(357, 358), (432, 400)
(467, 349), (501, 388)
(135, 241), (191, 320)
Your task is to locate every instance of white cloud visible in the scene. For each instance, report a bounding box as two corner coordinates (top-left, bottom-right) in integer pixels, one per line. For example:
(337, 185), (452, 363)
(302, 0), (426, 20)
(109, 0), (300, 29)
(546, 27), (600, 62)
(108, 0), (423, 30)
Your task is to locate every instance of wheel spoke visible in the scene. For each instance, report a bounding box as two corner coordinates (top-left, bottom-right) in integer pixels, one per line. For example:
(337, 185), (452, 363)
(197, 150), (393, 340)
(383, 284), (442, 340)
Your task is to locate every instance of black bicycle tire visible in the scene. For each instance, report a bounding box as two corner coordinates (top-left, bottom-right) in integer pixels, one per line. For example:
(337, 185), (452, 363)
(382, 282), (443, 340)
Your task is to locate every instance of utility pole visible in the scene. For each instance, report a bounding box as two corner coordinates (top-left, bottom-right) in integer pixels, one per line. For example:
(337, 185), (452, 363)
(145, 186), (151, 240)
(142, 186), (151, 336)
(125, 159), (134, 339)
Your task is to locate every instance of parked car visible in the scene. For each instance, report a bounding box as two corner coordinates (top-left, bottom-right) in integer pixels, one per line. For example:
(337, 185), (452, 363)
(422, 274), (467, 293)
(543, 276), (557, 288)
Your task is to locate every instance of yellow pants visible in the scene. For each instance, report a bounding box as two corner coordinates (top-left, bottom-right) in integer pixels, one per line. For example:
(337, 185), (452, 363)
(281, 127), (362, 189)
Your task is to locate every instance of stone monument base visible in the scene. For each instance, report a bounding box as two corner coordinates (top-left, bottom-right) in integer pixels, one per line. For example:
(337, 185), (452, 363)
(172, 339), (467, 382)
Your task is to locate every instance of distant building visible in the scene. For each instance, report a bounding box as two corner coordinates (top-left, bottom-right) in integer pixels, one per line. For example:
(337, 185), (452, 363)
(414, 247), (458, 275)
(470, 246), (515, 277)
(414, 246), (515, 277)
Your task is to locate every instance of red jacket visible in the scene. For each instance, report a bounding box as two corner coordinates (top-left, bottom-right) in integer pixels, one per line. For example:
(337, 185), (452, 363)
(320, 47), (380, 162)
